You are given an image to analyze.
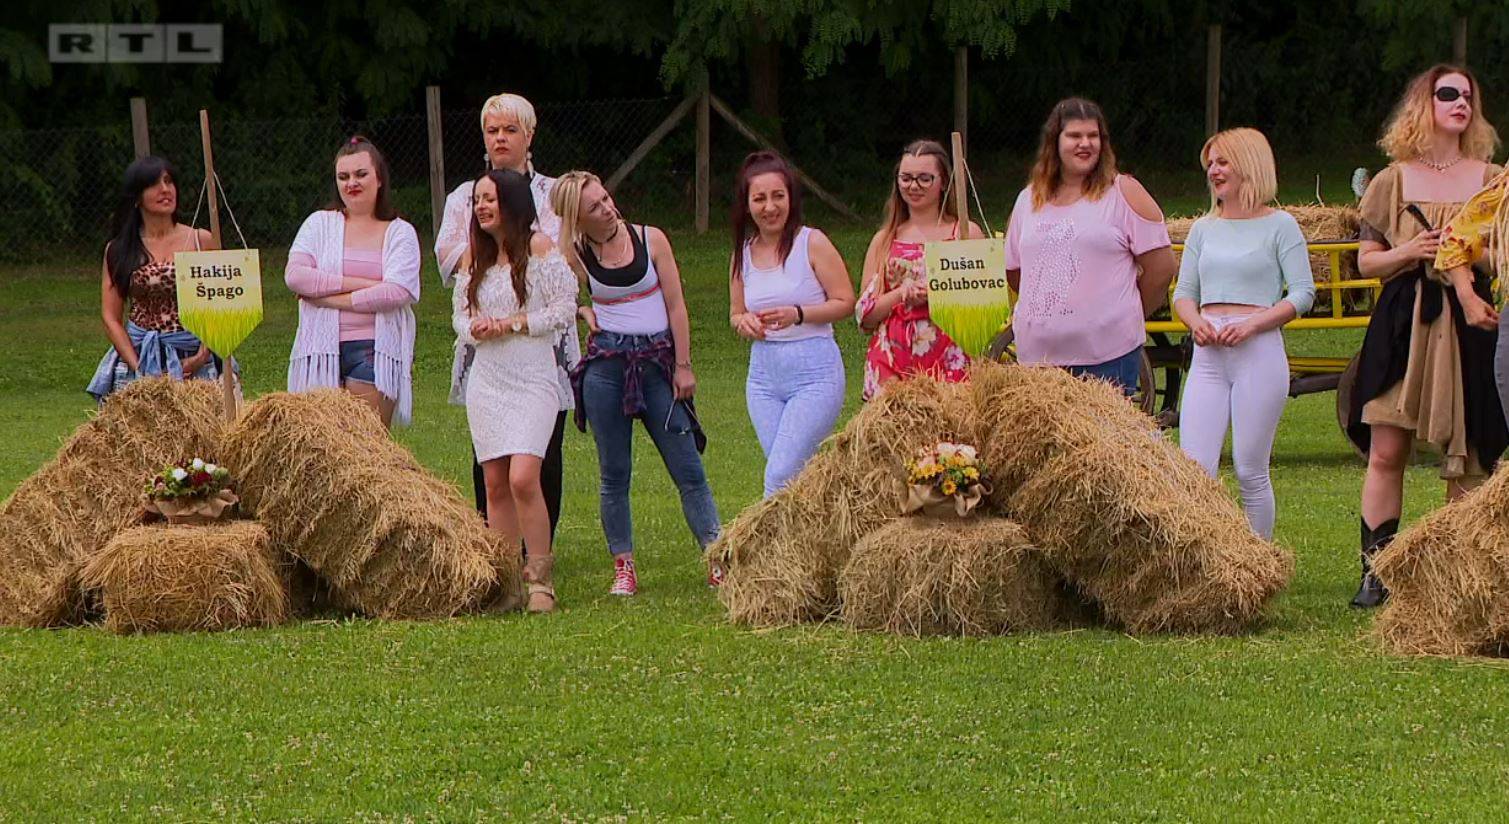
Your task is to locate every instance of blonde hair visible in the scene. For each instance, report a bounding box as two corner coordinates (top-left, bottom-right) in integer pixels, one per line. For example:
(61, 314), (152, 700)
(1201, 128), (1277, 214)
(1029, 98), (1119, 211)
(1379, 64), (1500, 163)
(479, 93), (539, 171)
(549, 170), (601, 269)
(874, 139), (959, 251)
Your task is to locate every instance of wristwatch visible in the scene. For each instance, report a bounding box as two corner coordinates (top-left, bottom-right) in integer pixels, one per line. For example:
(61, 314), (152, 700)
(510, 317), (523, 333)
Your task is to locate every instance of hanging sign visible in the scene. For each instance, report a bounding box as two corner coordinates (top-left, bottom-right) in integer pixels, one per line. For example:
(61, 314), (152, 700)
(173, 247), (263, 356)
(923, 237), (1010, 356)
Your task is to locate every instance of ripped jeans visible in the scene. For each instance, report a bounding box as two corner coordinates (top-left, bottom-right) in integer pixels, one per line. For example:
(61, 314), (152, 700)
(581, 340), (721, 556)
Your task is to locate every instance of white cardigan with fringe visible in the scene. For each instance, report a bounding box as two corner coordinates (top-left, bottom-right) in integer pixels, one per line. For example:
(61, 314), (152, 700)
(286, 210), (420, 426)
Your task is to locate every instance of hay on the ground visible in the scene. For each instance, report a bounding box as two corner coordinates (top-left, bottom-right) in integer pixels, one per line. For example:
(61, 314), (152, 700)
(80, 521), (287, 633)
(220, 390), (521, 619)
(710, 376), (978, 627)
(972, 360), (1293, 634)
(1374, 469), (1509, 657)
(839, 516), (1077, 636)
(0, 378), (227, 627)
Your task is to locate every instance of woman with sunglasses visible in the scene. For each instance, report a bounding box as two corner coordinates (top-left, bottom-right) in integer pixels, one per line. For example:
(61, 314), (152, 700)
(1346, 64), (1505, 608)
(551, 171), (722, 596)
(856, 139), (984, 401)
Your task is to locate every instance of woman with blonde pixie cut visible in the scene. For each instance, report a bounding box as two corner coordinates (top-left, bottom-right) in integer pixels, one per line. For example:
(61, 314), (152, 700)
(433, 92), (578, 543)
(1345, 64), (1505, 608)
(550, 171), (720, 596)
(1172, 127), (1314, 539)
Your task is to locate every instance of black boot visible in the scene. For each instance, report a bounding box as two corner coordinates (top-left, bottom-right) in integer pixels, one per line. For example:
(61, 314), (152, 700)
(1350, 517), (1398, 608)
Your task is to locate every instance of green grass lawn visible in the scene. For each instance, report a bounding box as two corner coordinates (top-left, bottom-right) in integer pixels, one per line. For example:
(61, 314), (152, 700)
(2, 222), (1506, 821)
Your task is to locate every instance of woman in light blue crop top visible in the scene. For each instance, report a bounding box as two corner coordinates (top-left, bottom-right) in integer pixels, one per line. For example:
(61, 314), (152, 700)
(1172, 128), (1315, 540)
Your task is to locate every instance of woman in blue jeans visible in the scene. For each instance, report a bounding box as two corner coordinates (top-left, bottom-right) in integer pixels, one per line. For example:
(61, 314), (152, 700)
(553, 171), (721, 596)
(728, 152), (857, 496)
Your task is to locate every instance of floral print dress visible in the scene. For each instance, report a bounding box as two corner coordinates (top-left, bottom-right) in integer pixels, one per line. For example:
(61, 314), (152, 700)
(856, 238), (969, 401)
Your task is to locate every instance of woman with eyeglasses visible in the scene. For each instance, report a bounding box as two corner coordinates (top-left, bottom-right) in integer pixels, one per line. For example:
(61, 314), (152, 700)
(1345, 64), (1505, 608)
(551, 171), (722, 596)
(856, 139), (985, 401)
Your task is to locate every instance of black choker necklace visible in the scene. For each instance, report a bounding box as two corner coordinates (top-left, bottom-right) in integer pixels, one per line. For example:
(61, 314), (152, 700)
(588, 222), (622, 247)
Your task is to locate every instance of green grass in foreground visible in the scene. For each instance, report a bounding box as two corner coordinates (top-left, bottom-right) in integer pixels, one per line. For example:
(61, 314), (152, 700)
(2, 225), (1507, 821)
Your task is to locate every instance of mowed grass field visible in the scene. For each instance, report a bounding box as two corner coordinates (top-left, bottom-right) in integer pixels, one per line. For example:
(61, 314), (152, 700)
(4, 211), (1509, 820)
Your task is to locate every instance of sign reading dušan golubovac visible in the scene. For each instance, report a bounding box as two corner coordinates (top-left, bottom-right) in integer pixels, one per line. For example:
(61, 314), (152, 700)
(923, 237), (1010, 356)
(173, 248), (263, 356)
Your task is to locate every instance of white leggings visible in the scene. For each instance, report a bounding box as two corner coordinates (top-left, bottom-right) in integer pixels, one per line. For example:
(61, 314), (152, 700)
(1178, 315), (1289, 539)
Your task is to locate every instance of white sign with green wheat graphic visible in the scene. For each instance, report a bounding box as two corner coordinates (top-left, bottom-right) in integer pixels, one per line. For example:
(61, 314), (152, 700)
(923, 238), (1010, 356)
(173, 248), (263, 356)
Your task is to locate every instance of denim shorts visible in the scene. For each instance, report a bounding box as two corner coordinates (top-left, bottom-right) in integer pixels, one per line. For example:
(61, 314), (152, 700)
(340, 339), (377, 384)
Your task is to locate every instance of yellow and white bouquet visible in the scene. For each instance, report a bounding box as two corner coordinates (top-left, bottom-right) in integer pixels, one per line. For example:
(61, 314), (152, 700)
(903, 441), (989, 518)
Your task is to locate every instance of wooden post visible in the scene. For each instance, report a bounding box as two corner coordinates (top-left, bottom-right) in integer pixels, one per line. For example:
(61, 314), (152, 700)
(426, 86), (446, 239)
(951, 131), (968, 225)
(1453, 16), (1468, 64)
(954, 47), (968, 154)
(708, 94), (861, 221)
(1205, 23), (1222, 137)
(130, 97), (150, 159)
(198, 109), (236, 421)
(696, 85), (710, 234)
(606, 93), (698, 191)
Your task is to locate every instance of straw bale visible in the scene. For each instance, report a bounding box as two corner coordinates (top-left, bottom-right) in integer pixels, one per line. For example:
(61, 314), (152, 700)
(220, 390), (521, 619)
(971, 361), (1290, 633)
(838, 516), (1075, 636)
(1374, 469), (1509, 657)
(81, 521), (287, 633)
(711, 376), (978, 627)
(0, 378), (226, 627)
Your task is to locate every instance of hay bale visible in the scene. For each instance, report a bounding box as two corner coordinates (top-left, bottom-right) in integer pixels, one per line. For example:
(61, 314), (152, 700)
(0, 378), (227, 627)
(1373, 470), (1509, 657)
(972, 361), (1293, 634)
(220, 390), (521, 619)
(80, 521), (287, 633)
(711, 376), (978, 627)
(839, 516), (1075, 636)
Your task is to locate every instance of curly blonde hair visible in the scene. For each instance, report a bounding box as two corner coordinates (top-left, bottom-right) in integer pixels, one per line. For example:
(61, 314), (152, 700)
(1379, 64), (1500, 163)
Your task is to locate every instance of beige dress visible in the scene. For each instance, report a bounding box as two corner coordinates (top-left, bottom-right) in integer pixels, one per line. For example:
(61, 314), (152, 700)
(1358, 162), (1503, 479)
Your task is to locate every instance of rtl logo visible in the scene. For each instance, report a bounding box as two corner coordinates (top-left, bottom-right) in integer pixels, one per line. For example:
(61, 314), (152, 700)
(49, 24), (223, 63)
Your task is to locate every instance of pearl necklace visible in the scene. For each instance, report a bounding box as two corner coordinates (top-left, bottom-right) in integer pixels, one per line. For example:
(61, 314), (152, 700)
(1421, 154), (1463, 172)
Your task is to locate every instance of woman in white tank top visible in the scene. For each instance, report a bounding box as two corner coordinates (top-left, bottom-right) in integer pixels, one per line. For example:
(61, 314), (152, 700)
(728, 151), (857, 497)
(552, 172), (722, 597)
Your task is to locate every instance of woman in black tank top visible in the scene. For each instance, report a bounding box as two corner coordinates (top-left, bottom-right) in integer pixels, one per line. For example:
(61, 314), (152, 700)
(551, 171), (722, 597)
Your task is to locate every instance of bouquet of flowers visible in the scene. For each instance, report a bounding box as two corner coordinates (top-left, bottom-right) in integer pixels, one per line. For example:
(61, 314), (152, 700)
(903, 442), (989, 518)
(144, 458), (238, 524)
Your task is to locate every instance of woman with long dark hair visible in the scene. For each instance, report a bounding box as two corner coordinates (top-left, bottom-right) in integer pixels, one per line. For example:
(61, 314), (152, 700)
(552, 170), (722, 595)
(856, 139), (984, 400)
(1346, 64), (1505, 607)
(284, 135), (420, 428)
(1004, 98), (1175, 395)
(86, 156), (223, 401)
(728, 151), (856, 496)
(453, 169), (577, 613)
(434, 93), (576, 532)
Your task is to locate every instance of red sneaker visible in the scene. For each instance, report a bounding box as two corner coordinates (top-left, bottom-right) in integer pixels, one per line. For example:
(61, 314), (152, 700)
(610, 556), (638, 596)
(707, 562), (725, 589)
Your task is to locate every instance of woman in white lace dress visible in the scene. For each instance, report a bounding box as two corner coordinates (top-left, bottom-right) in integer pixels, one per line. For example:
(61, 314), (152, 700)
(452, 169), (577, 612)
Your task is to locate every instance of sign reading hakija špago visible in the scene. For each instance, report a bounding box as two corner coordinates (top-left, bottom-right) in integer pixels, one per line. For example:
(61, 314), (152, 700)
(173, 249), (263, 356)
(923, 237), (1010, 356)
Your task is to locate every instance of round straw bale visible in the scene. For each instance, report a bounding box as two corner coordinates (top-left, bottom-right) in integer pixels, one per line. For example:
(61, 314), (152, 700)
(220, 390), (520, 619)
(0, 378), (227, 627)
(1010, 441), (1293, 634)
(839, 516), (1075, 636)
(80, 521), (287, 633)
(1374, 469), (1509, 657)
(710, 376), (978, 627)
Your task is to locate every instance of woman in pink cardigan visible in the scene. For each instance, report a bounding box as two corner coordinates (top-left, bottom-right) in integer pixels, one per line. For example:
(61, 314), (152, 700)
(284, 136), (420, 428)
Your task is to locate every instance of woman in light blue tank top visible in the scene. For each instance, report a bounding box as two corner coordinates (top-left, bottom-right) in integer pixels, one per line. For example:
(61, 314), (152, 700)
(727, 152), (857, 497)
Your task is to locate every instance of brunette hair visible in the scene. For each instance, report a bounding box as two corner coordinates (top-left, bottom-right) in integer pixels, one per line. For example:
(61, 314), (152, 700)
(1379, 63), (1499, 163)
(466, 169), (536, 313)
(730, 151), (803, 280)
(327, 135), (399, 220)
(1028, 98), (1119, 210)
(105, 155), (182, 296)
(875, 139), (958, 250)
